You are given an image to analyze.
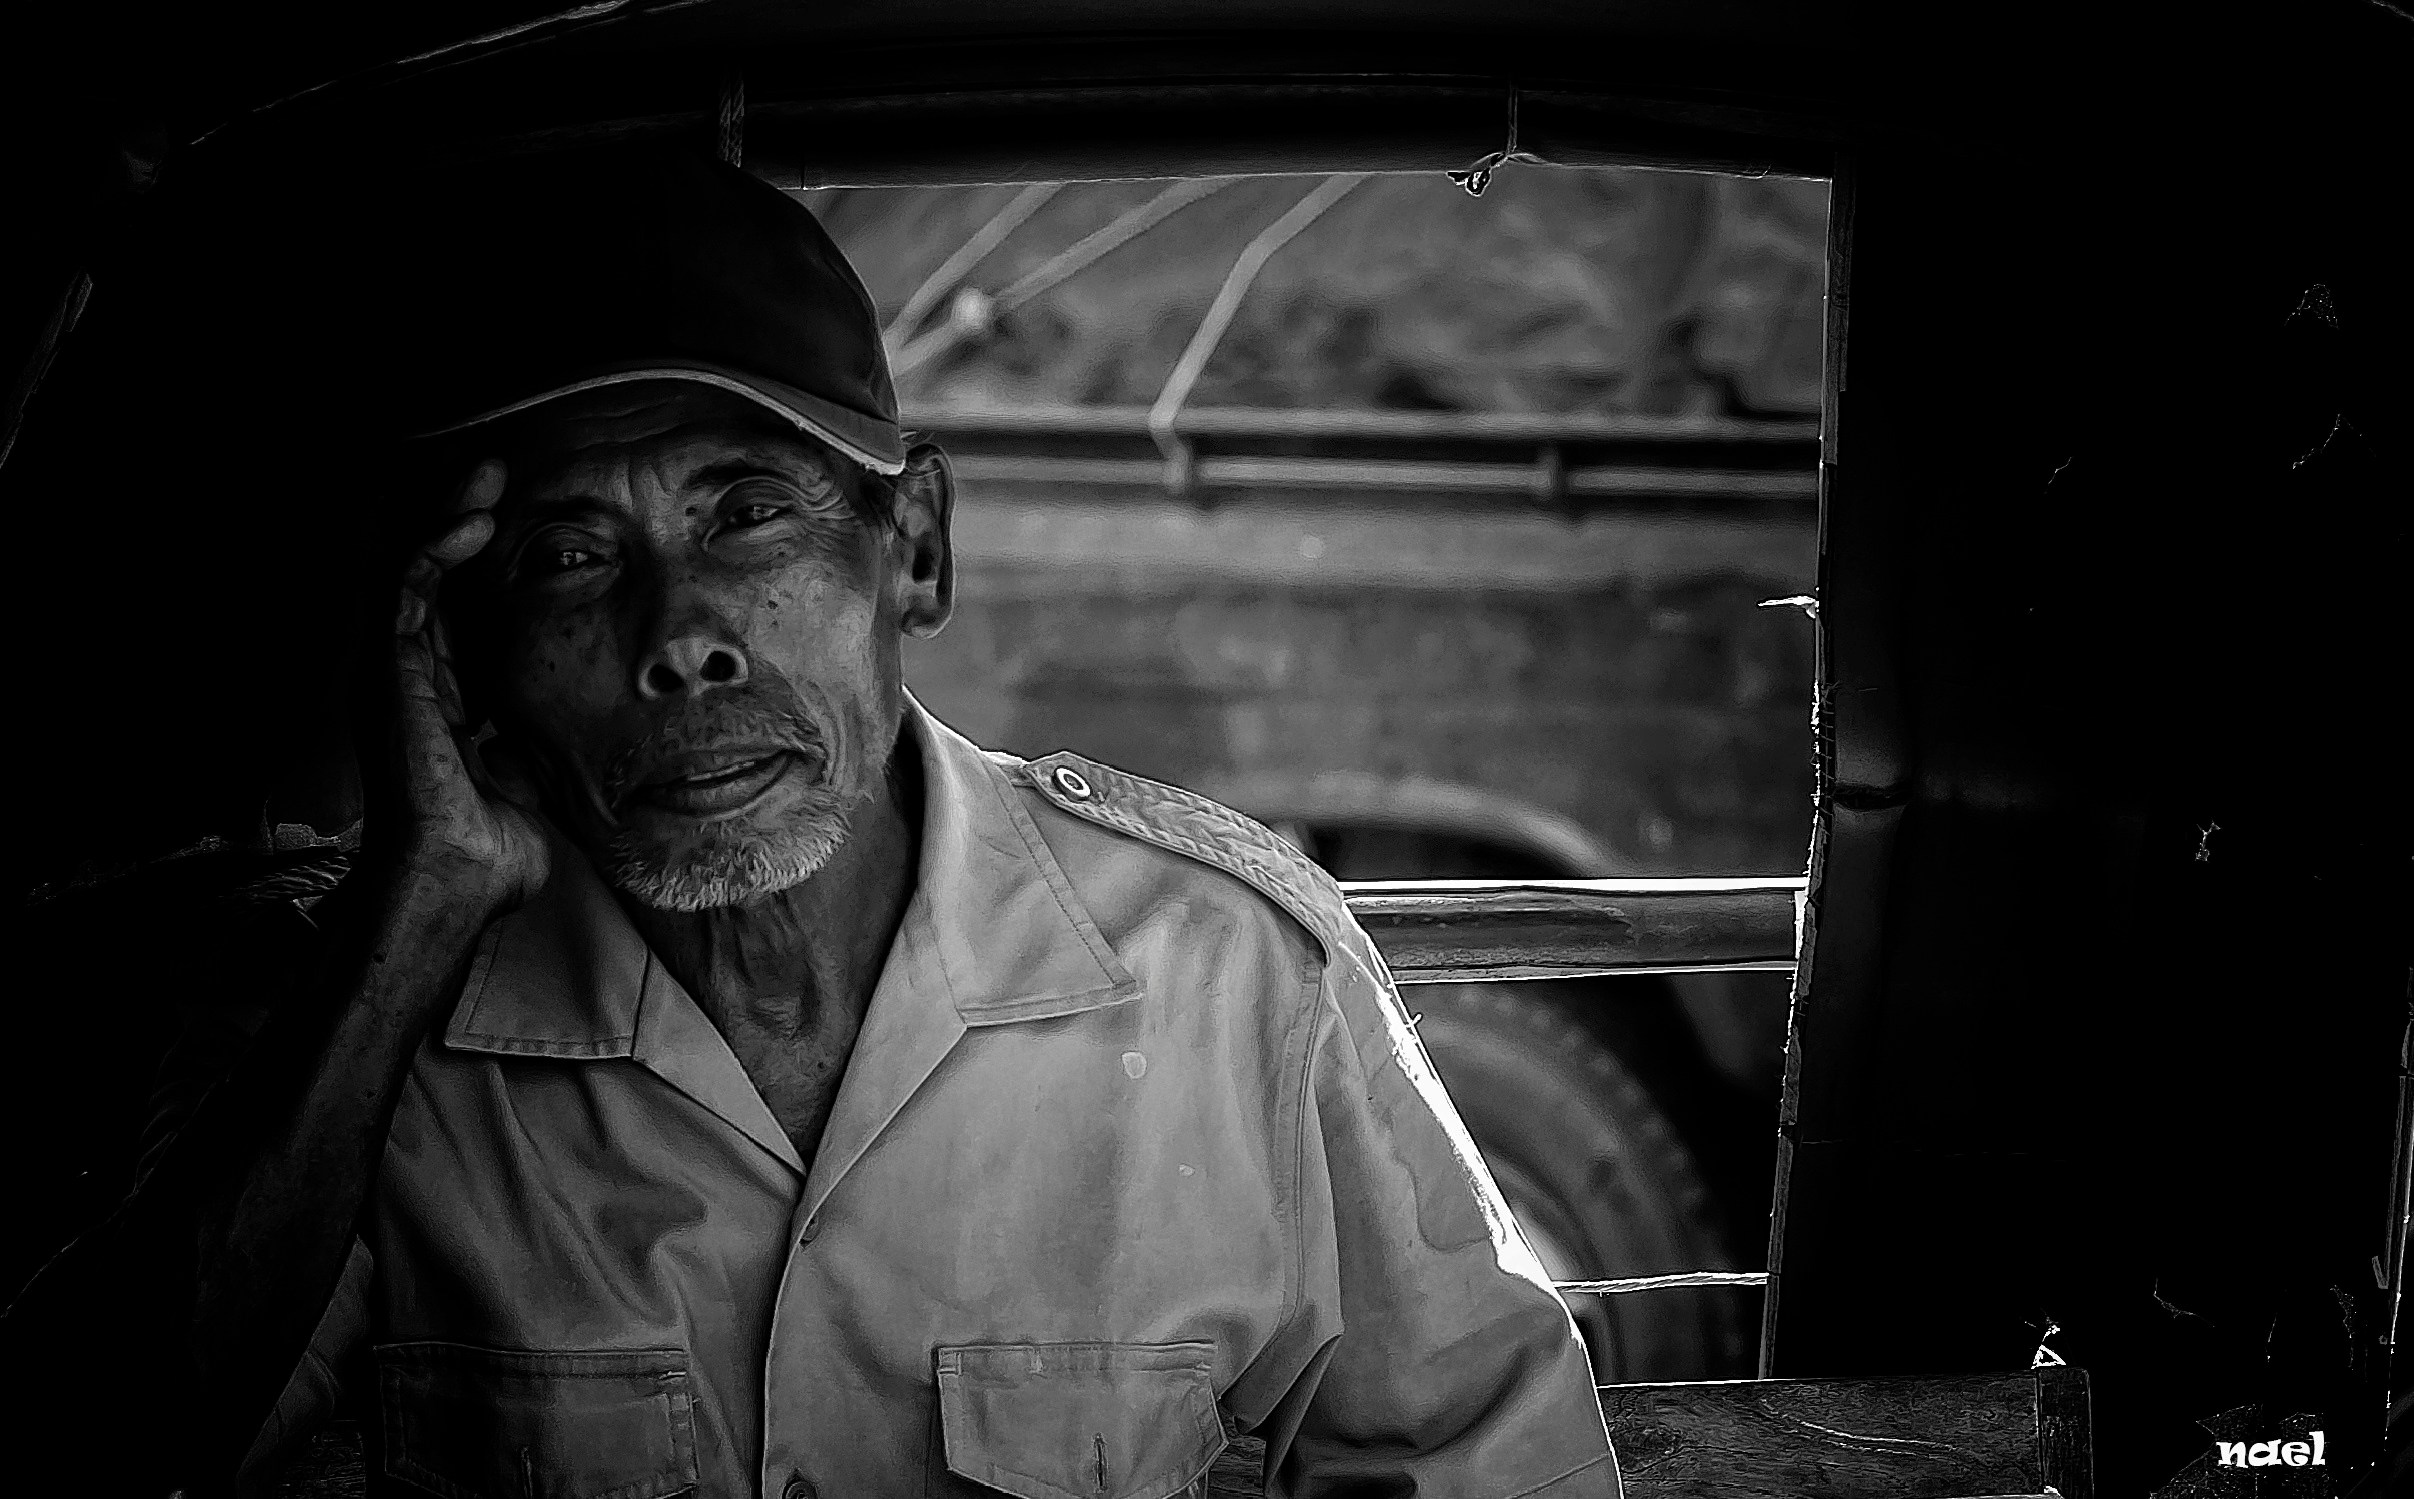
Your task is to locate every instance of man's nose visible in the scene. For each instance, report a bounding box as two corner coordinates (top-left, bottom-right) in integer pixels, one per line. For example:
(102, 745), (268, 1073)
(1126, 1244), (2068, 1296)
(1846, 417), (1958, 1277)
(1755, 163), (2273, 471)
(635, 634), (751, 701)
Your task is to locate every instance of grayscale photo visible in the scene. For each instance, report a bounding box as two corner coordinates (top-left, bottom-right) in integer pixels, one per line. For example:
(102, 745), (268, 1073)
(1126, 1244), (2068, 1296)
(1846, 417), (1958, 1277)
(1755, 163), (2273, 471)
(1, 5), (2406, 1499)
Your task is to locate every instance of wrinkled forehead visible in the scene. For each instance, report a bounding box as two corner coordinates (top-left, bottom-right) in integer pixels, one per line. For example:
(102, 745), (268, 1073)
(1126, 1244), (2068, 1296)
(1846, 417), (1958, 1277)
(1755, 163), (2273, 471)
(495, 381), (852, 512)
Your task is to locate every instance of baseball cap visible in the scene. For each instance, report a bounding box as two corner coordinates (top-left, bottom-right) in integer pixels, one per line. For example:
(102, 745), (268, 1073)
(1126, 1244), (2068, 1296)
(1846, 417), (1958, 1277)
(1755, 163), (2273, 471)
(398, 152), (904, 474)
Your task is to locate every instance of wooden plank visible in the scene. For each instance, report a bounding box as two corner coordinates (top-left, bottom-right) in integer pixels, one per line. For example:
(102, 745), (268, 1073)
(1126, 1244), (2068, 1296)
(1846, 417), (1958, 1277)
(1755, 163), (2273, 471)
(1598, 1372), (2050, 1499)
(287, 1372), (2083, 1497)
(1208, 1446), (2067, 1497)
(288, 1426), (1264, 1497)
(1207, 1437), (1269, 1498)
(274, 1424), (365, 1497)
(2034, 1363), (2096, 1499)
(1343, 878), (1805, 981)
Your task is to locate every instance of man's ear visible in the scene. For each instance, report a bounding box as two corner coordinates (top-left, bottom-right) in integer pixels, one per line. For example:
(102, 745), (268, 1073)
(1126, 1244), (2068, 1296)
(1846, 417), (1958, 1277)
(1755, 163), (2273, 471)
(889, 441), (956, 640)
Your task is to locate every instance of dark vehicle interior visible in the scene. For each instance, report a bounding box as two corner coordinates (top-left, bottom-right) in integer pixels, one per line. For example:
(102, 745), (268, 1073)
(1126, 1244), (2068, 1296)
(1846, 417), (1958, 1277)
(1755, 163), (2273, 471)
(5, 3), (2409, 1496)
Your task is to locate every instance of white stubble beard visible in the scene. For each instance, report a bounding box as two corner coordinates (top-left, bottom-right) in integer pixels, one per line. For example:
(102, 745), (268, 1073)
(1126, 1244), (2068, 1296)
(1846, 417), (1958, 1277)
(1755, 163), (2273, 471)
(603, 791), (856, 912)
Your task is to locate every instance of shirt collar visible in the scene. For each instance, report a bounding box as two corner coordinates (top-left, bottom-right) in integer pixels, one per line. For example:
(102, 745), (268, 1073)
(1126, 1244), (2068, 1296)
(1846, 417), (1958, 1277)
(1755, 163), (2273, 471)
(443, 693), (1139, 1059)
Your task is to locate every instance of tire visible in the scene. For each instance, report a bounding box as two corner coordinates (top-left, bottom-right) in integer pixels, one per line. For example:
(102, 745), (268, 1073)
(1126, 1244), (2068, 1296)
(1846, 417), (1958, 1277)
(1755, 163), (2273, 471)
(1407, 981), (1750, 1381)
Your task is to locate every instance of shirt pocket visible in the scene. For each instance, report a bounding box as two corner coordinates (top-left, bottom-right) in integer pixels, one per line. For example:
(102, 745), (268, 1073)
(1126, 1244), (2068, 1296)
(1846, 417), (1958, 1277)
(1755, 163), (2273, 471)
(931, 1341), (1227, 1499)
(374, 1341), (699, 1499)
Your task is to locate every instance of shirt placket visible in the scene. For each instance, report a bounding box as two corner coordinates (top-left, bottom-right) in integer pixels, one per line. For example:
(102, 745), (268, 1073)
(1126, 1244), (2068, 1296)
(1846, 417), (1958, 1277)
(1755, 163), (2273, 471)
(759, 1187), (834, 1499)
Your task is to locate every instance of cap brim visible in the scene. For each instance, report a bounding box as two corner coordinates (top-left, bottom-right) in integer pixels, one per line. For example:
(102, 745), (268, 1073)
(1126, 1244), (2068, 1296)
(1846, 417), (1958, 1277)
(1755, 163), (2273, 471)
(413, 361), (907, 475)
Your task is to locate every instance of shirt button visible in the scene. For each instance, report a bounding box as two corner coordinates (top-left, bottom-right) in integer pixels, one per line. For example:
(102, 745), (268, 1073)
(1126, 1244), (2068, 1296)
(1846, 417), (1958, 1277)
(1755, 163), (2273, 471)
(800, 1214), (822, 1246)
(783, 1475), (816, 1499)
(1052, 764), (1093, 800)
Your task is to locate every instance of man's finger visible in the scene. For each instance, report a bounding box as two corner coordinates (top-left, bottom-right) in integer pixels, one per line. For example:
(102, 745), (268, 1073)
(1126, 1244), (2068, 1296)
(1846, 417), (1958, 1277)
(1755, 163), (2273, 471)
(416, 461), (507, 573)
(454, 458), (507, 516)
(394, 550), (453, 636)
(425, 509), (497, 571)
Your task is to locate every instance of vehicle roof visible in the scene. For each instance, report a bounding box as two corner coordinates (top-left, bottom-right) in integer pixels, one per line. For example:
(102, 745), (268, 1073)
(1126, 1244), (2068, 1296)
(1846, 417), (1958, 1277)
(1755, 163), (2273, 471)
(25, 0), (2403, 193)
(44, 0), (1832, 127)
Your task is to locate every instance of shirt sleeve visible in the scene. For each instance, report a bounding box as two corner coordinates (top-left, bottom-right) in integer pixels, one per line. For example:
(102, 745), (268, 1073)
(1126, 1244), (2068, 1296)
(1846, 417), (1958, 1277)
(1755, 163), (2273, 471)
(1250, 943), (1622, 1497)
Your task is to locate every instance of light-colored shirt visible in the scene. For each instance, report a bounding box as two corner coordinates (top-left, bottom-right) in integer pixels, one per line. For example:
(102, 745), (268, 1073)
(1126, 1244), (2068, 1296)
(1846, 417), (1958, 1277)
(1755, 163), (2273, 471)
(269, 700), (1620, 1498)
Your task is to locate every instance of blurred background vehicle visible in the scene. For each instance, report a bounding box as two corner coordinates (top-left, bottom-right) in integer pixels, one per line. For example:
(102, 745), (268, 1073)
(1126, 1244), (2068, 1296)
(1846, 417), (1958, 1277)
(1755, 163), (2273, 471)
(817, 166), (1829, 1378)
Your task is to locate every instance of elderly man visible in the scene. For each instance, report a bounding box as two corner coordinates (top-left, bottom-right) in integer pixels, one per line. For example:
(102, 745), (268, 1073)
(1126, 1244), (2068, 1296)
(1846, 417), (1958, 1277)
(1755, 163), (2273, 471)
(6, 155), (1617, 1498)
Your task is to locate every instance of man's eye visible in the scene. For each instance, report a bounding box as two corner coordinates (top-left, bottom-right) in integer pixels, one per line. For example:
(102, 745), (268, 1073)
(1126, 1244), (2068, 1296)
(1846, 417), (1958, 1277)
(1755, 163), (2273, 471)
(519, 537), (609, 579)
(730, 501), (789, 528)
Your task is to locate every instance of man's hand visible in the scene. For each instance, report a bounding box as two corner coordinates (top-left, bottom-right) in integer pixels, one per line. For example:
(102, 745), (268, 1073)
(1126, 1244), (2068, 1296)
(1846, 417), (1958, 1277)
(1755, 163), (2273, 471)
(391, 459), (549, 917)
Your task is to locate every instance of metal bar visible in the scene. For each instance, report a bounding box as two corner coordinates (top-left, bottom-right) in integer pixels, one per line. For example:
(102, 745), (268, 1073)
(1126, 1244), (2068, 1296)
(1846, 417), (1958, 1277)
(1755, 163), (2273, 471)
(942, 454), (1817, 501)
(1557, 1272), (1771, 1294)
(0, 271), (94, 476)
(905, 402), (1819, 446)
(1342, 877), (1806, 982)
(991, 179), (1230, 310)
(1148, 175), (1365, 468)
(893, 178), (1231, 377)
(2381, 990), (2413, 1353)
(884, 182), (1064, 347)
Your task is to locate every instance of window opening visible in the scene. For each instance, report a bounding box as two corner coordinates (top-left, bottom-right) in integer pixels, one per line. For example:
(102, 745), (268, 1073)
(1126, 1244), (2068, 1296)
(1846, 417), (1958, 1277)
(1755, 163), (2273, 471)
(816, 163), (1830, 1382)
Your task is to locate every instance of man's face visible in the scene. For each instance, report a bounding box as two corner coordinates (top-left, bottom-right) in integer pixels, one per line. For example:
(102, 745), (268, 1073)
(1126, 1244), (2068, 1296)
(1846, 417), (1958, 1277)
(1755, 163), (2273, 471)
(460, 383), (951, 911)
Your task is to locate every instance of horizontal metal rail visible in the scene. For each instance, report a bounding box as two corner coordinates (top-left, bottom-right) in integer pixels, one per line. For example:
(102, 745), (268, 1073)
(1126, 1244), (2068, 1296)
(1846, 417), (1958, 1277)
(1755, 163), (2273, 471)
(906, 402), (1819, 446)
(944, 453), (1817, 501)
(1556, 1271), (1771, 1295)
(907, 402), (1818, 503)
(1340, 877), (1805, 982)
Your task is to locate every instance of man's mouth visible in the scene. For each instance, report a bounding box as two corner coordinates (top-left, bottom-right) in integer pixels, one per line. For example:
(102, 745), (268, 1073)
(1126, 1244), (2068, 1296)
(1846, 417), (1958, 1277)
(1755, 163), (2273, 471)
(626, 747), (819, 820)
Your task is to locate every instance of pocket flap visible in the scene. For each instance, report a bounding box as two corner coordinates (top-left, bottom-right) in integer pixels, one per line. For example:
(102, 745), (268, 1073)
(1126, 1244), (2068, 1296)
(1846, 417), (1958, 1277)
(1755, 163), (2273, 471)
(935, 1341), (1227, 1499)
(375, 1341), (699, 1499)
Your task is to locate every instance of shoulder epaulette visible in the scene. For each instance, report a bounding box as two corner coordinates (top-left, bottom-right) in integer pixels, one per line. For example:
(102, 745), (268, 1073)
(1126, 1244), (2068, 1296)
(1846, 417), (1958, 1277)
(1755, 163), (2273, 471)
(1017, 749), (1366, 976)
